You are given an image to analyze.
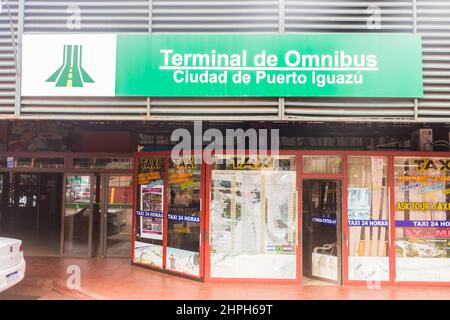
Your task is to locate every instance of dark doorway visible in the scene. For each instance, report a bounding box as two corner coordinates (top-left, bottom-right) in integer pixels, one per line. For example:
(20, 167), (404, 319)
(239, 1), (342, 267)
(302, 179), (342, 284)
(0, 172), (63, 256)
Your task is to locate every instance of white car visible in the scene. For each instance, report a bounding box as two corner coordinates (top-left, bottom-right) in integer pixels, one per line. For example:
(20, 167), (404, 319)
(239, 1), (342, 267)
(0, 237), (26, 293)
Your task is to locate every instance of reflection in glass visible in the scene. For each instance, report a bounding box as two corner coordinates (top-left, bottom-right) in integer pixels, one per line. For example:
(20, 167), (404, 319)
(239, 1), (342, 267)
(210, 156), (297, 279)
(73, 157), (132, 169)
(302, 179), (340, 282)
(394, 157), (450, 282)
(106, 175), (133, 257)
(63, 175), (92, 256)
(347, 156), (389, 281)
(303, 156), (342, 174)
(166, 157), (201, 276)
(133, 157), (164, 268)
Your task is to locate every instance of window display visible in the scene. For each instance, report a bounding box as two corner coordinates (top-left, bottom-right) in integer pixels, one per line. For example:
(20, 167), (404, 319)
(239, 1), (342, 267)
(210, 156), (297, 279)
(303, 156), (342, 174)
(63, 175), (92, 256)
(73, 157), (132, 169)
(347, 157), (389, 281)
(105, 175), (133, 257)
(167, 157), (201, 277)
(394, 157), (450, 282)
(130, 151), (450, 286)
(134, 157), (165, 268)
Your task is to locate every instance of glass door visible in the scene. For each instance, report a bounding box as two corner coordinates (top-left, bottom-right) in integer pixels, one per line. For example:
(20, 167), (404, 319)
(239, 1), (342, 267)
(166, 157), (202, 277)
(0, 173), (7, 233)
(12, 173), (39, 231)
(302, 179), (342, 284)
(133, 156), (165, 268)
(100, 174), (133, 257)
(132, 153), (205, 280)
(61, 174), (94, 257)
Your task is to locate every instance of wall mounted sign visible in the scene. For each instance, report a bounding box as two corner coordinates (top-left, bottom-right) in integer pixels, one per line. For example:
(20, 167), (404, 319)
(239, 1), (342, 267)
(22, 33), (423, 98)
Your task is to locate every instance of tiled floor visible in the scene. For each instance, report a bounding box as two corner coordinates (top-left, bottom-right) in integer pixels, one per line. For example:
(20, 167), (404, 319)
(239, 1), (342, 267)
(1, 257), (449, 300)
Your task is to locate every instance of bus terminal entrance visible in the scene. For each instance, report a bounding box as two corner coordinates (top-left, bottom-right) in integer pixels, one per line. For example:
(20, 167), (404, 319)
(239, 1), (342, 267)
(0, 153), (133, 258)
(62, 174), (133, 257)
(0, 172), (63, 256)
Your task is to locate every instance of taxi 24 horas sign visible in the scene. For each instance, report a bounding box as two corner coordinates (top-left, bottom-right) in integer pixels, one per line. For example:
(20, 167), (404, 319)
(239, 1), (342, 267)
(21, 33), (423, 98)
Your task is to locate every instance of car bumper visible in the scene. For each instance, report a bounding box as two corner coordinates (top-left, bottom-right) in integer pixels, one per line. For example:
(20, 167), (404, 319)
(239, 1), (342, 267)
(0, 258), (26, 293)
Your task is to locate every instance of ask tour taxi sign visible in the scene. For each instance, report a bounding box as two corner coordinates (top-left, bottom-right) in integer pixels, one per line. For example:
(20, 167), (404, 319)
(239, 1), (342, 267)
(21, 33), (423, 98)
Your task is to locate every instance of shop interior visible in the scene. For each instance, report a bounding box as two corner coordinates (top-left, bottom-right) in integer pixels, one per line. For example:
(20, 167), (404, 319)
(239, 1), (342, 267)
(0, 172), (62, 256)
(302, 179), (341, 285)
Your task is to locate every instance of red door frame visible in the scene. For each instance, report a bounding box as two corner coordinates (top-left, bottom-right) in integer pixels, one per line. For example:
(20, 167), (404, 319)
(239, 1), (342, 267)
(301, 150), (450, 287)
(131, 151), (206, 280)
(386, 151), (450, 287)
(131, 151), (166, 271)
(300, 158), (344, 285)
(133, 149), (450, 287)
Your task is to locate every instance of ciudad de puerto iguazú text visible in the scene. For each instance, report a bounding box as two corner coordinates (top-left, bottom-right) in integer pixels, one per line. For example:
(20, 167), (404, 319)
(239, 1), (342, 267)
(159, 49), (379, 87)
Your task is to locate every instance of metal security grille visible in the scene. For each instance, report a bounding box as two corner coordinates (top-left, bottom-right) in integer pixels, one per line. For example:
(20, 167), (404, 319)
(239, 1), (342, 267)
(2, 0), (450, 122)
(0, 0), (18, 117)
(284, 0), (416, 121)
(417, 0), (450, 119)
(151, 0), (279, 32)
(285, 0), (414, 32)
(24, 0), (150, 32)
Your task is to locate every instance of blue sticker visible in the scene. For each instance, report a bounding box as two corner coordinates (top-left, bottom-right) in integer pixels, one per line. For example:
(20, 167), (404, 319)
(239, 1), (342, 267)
(136, 210), (163, 218)
(348, 219), (389, 227)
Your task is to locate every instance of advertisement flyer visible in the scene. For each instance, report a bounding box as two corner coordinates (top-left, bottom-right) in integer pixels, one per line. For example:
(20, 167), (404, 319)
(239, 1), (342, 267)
(348, 188), (371, 220)
(139, 182), (164, 241)
(141, 185), (163, 212)
(393, 157), (450, 282)
(312, 252), (338, 281)
(140, 216), (163, 241)
(396, 238), (449, 258)
(133, 241), (163, 267)
(166, 247), (200, 276)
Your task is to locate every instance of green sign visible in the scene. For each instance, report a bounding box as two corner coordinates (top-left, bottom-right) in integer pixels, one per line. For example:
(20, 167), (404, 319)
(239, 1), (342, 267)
(115, 34), (423, 98)
(21, 33), (423, 98)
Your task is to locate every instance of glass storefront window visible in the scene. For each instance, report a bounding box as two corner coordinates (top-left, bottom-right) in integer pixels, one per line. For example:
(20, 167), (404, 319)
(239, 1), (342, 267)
(394, 157), (450, 282)
(134, 157), (165, 268)
(167, 157), (201, 276)
(63, 175), (92, 256)
(0, 157), (65, 169)
(3, 157), (33, 168)
(34, 158), (64, 169)
(347, 156), (389, 281)
(105, 175), (133, 257)
(210, 155), (298, 279)
(303, 156), (342, 174)
(73, 157), (132, 170)
(0, 157), (6, 168)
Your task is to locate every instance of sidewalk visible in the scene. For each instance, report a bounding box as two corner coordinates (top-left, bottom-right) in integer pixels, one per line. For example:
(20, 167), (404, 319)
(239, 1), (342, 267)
(1, 257), (449, 300)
